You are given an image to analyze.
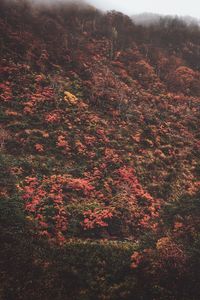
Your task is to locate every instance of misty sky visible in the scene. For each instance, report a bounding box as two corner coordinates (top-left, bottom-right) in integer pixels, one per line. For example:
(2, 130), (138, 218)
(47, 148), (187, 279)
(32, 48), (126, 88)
(86, 0), (200, 19)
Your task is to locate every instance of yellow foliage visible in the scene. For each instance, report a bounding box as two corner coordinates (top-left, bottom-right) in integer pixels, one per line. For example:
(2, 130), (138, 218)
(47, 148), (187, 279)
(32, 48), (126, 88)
(156, 237), (171, 251)
(26, 216), (34, 222)
(64, 91), (78, 105)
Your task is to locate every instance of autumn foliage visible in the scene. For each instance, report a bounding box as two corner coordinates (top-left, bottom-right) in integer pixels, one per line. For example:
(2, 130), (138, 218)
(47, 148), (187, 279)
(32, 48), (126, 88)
(0, 0), (200, 299)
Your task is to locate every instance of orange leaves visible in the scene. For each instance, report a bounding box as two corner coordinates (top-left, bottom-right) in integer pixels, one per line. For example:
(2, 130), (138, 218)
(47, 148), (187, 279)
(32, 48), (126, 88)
(45, 111), (61, 123)
(186, 180), (200, 197)
(174, 221), (183, 230)
(20, 174), (95, 242)
(130, 251), (143, 269)
(23, 86), (55, 115)
(96, 129), (110, 143)
(56, 135), (71, 153)
(156, 236), (175, 251)
(132, 133), (141, 143)
(23, 101), (35, 115)
(84, 135), (96, 146)
(5, 109), (19, 116)
(56, 136), (66, 148)
(0, 82), (12, 102)
(35, 74), (46, 84)
(1, 7), (199, 257)
(64, 177), (94, 195)
(82, 208), (113, 230)
(20, 175), (67, 243)
(131, 237), (187, 272)
(166, 65), (200, 95)
(132, 60), (159, 89)
(24, 129), (49, 138)
(35, 143), (44, 152)
(115, 166), (161, 231)
(154, 149), (166, 159)
(75, 140), (86, 154)
(155, 237), (187, 268)
(117, 166), (138, 186)
(104, 148), (121, 164)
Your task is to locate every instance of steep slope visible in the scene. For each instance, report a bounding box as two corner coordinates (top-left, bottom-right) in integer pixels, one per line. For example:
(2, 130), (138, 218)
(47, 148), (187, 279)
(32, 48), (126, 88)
(0, 1), (200, 299)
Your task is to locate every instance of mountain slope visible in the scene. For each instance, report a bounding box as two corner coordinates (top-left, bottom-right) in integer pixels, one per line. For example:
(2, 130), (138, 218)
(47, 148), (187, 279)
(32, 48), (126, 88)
(0, 1), (200, 299)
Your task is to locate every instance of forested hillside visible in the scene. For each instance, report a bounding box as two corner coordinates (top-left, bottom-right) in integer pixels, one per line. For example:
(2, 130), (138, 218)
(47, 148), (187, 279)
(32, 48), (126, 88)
(0, 1), (200, 299)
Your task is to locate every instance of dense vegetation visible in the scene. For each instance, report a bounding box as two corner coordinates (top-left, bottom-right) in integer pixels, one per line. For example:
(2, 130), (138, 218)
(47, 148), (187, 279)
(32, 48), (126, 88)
(0, 0), (200, 299)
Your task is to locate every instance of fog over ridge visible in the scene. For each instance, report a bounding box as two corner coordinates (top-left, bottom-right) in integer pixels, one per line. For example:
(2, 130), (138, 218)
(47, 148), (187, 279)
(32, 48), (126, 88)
(3, 0), (200, 21)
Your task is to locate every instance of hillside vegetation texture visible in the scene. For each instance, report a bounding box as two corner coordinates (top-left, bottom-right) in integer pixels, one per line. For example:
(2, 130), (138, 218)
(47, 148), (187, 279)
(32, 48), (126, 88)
(0, 1), (200, 299)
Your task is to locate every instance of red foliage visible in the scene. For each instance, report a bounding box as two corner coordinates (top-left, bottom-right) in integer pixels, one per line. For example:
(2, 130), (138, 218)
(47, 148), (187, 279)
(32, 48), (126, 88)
(82, 208), (113, 230)
(20, 175), (95, 243)
(0, 82), (13, 102)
